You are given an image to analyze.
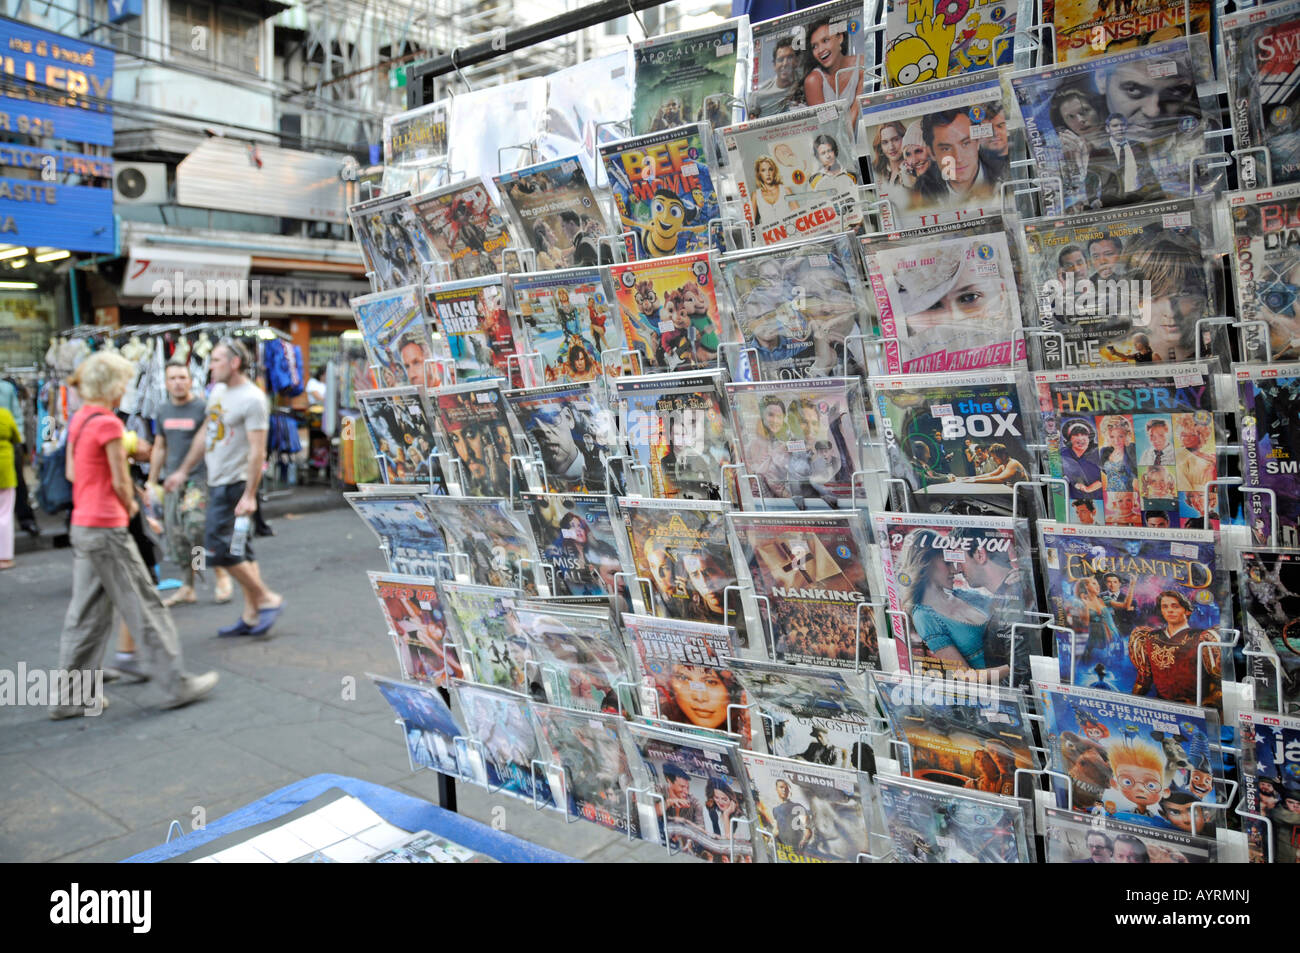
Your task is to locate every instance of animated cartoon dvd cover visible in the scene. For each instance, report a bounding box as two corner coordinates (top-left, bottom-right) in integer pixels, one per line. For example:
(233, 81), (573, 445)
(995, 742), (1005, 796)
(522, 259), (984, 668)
(631, 19), (746, 135)
(1224, 1), (1300, 188)
(511, 268), (608, 385)
(348, 192), (436, 289)
(1237, 363), (1300, 548)
(1240, 549), (1300, 716)
(421, 496), (544, 595)
(1038, 521), (1227, 709)
(520, 492), (623, 598)
(369, 571), (463, 687)
(356, 387), (445, 489)
(409, 178), (515, 280)
(607, 250), (727, 372)
(727, 510), (880, 669)
(1238, 709), (1300, 863)
(438, 581), (525, 691)
(749, 0), (867, 126)
(452, 680), (555, 808)
(872, 369), (1034, 515)
(883, 0), (1019, 87)
(344, 488), (448, 577)
(1034, 363), (1221, 527)
(1228, 185), (1300, 363)
(744, 751), (872, 863)
(877, 774), (1032, 862)
(504, 381), (622, 494)
(1043, 806), (1217, 862)
(421, 275), (521, 385)
(1046, 0), (1210, 65)
(873, 511), (1037, 686)
(600, 124), (720, 261)
(532, 703), (640, 835)
(1034, 681), (1223, 824)
(493, 156), (605, 270)
(350, 286), (436, 389)
(432, 381), (516, 498)
(370, 673), (464, 777)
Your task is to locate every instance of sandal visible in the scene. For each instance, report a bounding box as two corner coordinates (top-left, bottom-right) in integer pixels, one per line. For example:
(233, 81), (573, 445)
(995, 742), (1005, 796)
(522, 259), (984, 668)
(163, 589), (197, 608)
(0, 559), (14, 570)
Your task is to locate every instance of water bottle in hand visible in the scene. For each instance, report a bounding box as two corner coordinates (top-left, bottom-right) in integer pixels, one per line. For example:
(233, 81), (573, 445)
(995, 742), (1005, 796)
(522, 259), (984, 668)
(230, 515), (250, 558)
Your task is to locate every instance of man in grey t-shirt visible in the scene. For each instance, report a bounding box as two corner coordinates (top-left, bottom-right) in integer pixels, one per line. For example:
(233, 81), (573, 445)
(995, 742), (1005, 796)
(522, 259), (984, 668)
(167, 339), (285, 637)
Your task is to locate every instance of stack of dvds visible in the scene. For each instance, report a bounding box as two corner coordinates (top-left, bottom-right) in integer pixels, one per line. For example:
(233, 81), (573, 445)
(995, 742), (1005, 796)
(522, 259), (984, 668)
(336, 0), (1300, 864)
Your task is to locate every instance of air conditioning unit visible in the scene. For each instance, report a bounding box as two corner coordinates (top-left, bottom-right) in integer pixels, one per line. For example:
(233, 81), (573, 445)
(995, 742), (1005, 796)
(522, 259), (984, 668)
(113, 162), (169, 204)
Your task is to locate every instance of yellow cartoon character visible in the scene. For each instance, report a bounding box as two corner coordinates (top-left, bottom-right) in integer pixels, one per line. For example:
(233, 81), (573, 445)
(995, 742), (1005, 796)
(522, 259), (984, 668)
(886, 0), (957, 87)
(641, 188), (707, 257)
(955, 21), (1005, 71)
(206, 402), (226, 450)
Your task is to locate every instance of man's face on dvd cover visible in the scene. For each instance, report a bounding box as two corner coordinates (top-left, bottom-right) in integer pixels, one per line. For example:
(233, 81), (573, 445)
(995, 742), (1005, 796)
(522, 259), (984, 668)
(1102, 61), (1197, 143)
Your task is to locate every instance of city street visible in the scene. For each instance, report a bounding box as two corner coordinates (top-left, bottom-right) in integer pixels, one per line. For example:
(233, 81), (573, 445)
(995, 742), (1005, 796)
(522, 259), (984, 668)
(0, 506), (668, 863)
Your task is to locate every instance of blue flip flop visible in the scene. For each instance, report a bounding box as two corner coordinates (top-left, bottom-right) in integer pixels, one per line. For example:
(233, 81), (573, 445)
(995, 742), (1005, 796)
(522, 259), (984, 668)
(218, 617), (254, 637)
(248, 602), (285, 636)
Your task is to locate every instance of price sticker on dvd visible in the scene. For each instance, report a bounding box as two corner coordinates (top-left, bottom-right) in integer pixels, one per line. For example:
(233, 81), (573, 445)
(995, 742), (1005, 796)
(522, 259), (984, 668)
(1162, 212), (1191, 228)
(475, 391), (495, 403)
(681, 162), (698, 177)
(1171, 541), (1200, 559)
(1147, 59), (1176, 78)
(787, 440), (806, 452)
(809, 254), (831, 267)
(930, 403), (952, 417)
(816, 106), (836, 126)
(716, 42), (733, 57)
(658, 320), (675, 332)
(970, 122), (993, 140)
(1173, 372), (1204, 388)
(943, 549), (966, 563)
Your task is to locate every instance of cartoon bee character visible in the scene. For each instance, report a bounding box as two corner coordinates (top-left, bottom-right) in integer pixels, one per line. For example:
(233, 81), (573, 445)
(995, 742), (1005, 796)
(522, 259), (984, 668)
(641, 188), (707, 257)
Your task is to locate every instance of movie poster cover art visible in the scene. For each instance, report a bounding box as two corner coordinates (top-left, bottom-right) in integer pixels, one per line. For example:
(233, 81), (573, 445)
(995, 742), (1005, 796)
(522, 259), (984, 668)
(433, 381), (515, 498)
(872, 370), (1033, 515)
(370, 674), (463, 777)
(453, 680), (554, 808)
(749, 1), (867, 125)
(1011, 38), (1220, 217)
(1240, 550), (1300, 716)
(439, 581), (526, 691)
(384, 99), (450, 169)
(422, 496), (544, 595)
(356, 387), (444, 489)
(532, 703), (640, 835)
(872, 670), (1038, 794)
(521, 492), (622, 598)
(884, 0), (1018, 87)
(728, 511), (879, 669)
(493, 156), (605, 270)
(615, 370), (737, 500)
(348, 192), (436, 289)
(601, 125), (720, 261)
(1035, 363), (1220, 528)
(410, 179), (515, 280)
(744, 751), (871, 863)
(351, 287), (437, 389)
(626, 721), (756, 862)
(1225, 2), (1300, 189)
(608, 251), (726, 372)
(1039, 521), (1226, 709)
(344, 490), (448, 577)
(717, 232), (871, 380)
(624, 613), (750, 744)
(860, 72), (1017, 231)
(1239, 709), (1300, 863)
(873, 512), (1037, 686)
(723, 103), (863, 247)
(1047, 0), (1211, 65)
(726, 377), (864, 507)
(1044, 806), (1217, 862)
(511, 268), (608, 385)
(877, 774), (1032, 862)
(632, 19), (745, 135)
(504, 382), (621, 494)
(508, 602), (628, 713)
(620, 499), (743, 639)
(729, 658), (877, 771)
(1238, 364), (1300, 549)
(1035, 681), (1223, 823)
(1230, 185), (1300, 363)
(422, 276), (520, 385)
(369, 571), (463, 686)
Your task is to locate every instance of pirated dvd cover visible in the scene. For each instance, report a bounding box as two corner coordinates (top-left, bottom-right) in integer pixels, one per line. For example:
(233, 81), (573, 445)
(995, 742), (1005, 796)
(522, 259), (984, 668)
(356, 387), (445, 489)
(728, 658), (878, 771)
(383, 99), (450, 169)
(1237, 364), (1300, 548)
(743, 751), (872, 863)
(749, 1), (868, 127)
(859, 72), (1017, 231)
(421, 496), (544, 595)
(438, 581), (526, 691)
(1044, 806), (1216, 862)
(871, 670), (1039, 795)
(608, 251), (727, 373)
(722, 103), (863, 247)
(409, 179), (515, 280)
(350, 287), (436, 390)
(1230, 186), (1300, 363)
(432, 382), (516, 499)
(520, 492), (622, 598)
(511, 268), (608, 385)
(1046, 0), (1210, 65)
(626, 721), (756, 862)
(1035, 681), (1224, 825)
(727, 377), (865, 508)
(370, 674), (464, 777)
(1240, 549), (1300, 716)
(1224, 2), (1300, 188)
(369, 571), (463, 686)
(1034, 363), (1220, 528)
(872, 369), (1033, 515)
(1238, 709), (1300, 863)
(493, 156), (605, 270)
(619, 498), (744, 638)
(728, 510), (880, 670)
(631, 19), (746, 135)
(873, 512), (1038, 686)
(884, 0), (1018, 87)
(532, 703), (640, 835)
(861, 224), (1025, 374)
(877, 774), (1032, 862)
(1010, 38), (1220, 216)
(1021, 200), (1222, 370)
(344, 490), (448, 577)
(507, 601), (628, 713)
(600, 125), (720, 261)
(624, 613), (750, 744)
(614, 370), (737, 500)
(422, 275), (521, 386)
(503, 382), (622, 494)
(453, 680), (555, 808)
(717, 232), (870, 380)
(348, 192), (436, 289)
(1039, 521), (1227, 709)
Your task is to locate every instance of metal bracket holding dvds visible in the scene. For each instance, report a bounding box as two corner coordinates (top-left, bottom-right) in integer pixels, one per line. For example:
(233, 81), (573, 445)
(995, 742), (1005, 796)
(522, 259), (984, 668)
(529, 758), (575, 820)
(1243, 646), (1286, 716)
(855, 598), (887, 674)
(444, 550), (475, 583)
(1189, 151), (1232, 195)
(881, 477), (916, 513)
(998, 175), (1062, 221)
(1013, 766), (1075, 810)
(850, 466), (888, 511)
(517, 557), (549, 594)
(715, 341), (758, 381)
(1236, 320), (1275, 364)
(1193, 315), (1234, 362)
(604, 454), (632, 497)
(422, 355), (457, 389)
(1009, 478), (1064, 521)
(613, 570), (652, 614)
(502, 244), (538, 274)
(887, 608), (918, 676)
(858, 21), (891, 95)
(725, 701), (751, 737)
(453, 735), (506, 793)
(1197, 627), (1241, 709)
(727, 815), (758, 863)
(505, 351), (543, 390)
(624, 786), (676, 855)
(1009, 326), (1061, 370)
(613, 679), (642, 720)
(722, 582), (771, 655)
(1189, 778), (1238, 838)
(887, 737), (914, 774)
(842, 330), (882, 377)
(1231, 146), (1274, 191)
(628, 461), (651, 497)
(1043, 622), (1078, 685)
(596, 231), (634, 266)
(1202, 476), (1242, 530)
(601, 346), (641, 382)
(1234, 802), (1275, 864)
(419, 258), (454, 287)
(1240, 487), (1279, 548)
(497, 142), (539, 176)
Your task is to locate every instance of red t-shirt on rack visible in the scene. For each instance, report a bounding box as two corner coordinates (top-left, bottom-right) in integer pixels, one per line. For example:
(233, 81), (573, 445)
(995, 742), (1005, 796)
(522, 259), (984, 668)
(68, 405), (128, 529)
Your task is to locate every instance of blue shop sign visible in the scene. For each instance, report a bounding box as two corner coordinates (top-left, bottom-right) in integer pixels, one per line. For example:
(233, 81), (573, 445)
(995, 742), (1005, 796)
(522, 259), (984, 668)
(0, 18), (114, 146)
(0, 176), (114, 253)
(108, 0), (144, 23)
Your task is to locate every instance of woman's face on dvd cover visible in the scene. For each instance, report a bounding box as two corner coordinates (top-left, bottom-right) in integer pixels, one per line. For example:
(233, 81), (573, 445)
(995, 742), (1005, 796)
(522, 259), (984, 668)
(671, 664), (729, 728)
